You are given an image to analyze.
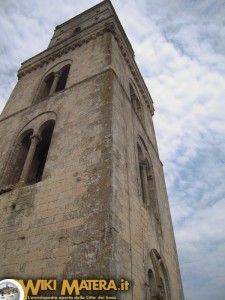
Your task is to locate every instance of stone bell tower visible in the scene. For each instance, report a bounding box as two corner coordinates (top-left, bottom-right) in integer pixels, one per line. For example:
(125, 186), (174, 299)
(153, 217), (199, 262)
(0, 1), (184, 299)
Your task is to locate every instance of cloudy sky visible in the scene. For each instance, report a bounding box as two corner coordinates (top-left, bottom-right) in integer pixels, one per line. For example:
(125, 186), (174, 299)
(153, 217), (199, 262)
(0, 0), (225, 299)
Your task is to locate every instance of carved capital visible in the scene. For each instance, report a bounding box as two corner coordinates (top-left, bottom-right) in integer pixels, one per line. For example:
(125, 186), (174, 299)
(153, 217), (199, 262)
(30, 134), (42, 144)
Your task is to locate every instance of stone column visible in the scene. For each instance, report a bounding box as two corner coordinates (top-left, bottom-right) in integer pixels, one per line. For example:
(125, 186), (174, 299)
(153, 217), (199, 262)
(49, 72), (60, 96)
(18, 134), (41, 186)
(140, 163), (149, 206)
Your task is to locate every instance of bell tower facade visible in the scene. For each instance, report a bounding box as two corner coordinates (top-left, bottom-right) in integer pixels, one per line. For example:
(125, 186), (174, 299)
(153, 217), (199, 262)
(0, 1), (184, 299)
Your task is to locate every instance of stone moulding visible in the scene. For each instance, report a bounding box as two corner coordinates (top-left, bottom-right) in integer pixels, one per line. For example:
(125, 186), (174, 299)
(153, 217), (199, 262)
(18, 23), (154, 115)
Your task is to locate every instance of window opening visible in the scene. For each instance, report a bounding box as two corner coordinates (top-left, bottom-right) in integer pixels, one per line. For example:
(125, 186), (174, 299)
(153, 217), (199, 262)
(130, 84), (143, 120)
(74, 27), (81, 34)
(0, 130), (35, 191)
(13, 131), (32, 185)
(147, 269), (158, 300)
(150, 250), (170, 300)
(55, 65), (70, 92)
(36, 64), (71, 104)
(27, 122), (55, 184)
(41, 73), (55, 99)
(138, 144), (148, 206)
(137, 141), (160, 220)
(35, 147), (49, 182)
(159, 278), (166, 300)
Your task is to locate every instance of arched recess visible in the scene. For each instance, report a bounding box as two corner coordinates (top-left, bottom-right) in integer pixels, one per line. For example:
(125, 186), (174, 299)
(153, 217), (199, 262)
(34, 60), (72, 104)
(137, 137), (159, 217)
(55, 64), (71, 92)
(147, 269), (159, 300)
(1, 129), (34, 187)
(150, 249), (171, 300)
(159, 278), (166, 300)
(159, 260), (171, 300)
(129, 83), (144, 122)
(138, 143), (147, 206)
(36, 72), (55, 102)
(26, 120), (55, 184)
(20, 112), (56, 135)
(137, 136), (163, 240)
(1, 112), (56, 188)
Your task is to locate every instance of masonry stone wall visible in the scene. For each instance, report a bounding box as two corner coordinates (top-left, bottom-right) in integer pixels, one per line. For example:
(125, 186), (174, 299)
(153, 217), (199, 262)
(110, 34), (158, 153)
(109, 22), (183, 299)
(0, 67), (114, 278)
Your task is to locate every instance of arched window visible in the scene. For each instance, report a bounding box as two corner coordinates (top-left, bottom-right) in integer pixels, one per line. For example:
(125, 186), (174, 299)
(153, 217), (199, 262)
(137, 138), (161, 218)
(26, 121), (55, 184)
(130, 83), (143, 121)
(146, 160), (157, 214)
(0, 113), (56, 191)
(55, 65), (71, 92)
(36, 64), (71, 103)
(159, 278), (166, 300)
(147, 269), (158, 300)
(138, 142), (155, 210)
(150, 249), (170, 300)
(37, 72), (55, 102)
(2, 129), (33, 187)
(10, 120), (56, 186)
(138, 144), (147, 206)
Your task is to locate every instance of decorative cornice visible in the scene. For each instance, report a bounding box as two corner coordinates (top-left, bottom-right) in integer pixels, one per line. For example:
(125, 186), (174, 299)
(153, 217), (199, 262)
(17, 26), (110, 79)
(18, 23), (154, 115)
